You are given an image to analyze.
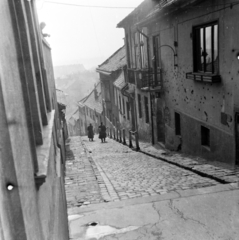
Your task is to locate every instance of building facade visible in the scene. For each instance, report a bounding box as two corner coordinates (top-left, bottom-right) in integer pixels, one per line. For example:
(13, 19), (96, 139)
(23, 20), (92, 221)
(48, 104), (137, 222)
(96, 46), (134, 139)
(118, 0), (239, 166)
(0, 1), (69, 239)
(68, 108), (81, 136)
(80, 82), (103, 137)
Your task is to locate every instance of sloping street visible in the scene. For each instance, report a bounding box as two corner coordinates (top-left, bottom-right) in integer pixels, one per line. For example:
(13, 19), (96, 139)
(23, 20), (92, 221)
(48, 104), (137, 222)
(65, 136), (239, 240)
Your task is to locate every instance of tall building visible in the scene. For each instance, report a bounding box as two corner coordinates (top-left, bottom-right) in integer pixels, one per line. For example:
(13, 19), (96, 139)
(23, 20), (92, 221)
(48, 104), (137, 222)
(0, 1), (69, 239)
(117, 0), (239, 166)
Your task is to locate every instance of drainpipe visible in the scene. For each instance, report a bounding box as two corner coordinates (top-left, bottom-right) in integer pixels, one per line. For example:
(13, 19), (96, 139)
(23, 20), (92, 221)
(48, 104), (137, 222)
(137, 28), (154, 145)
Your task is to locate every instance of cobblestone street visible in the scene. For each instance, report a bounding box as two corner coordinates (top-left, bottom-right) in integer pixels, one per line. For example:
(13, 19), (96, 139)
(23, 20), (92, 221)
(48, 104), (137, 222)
(65, 136), (219, 209)
(65, 138), (104, 208)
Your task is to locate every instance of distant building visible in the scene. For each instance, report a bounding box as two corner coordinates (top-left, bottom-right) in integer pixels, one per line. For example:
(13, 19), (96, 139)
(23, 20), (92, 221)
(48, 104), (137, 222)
(78, 101), (87, 136)
(117, 0), (239, 166)
(80, 82), (103, 136)
(96, 46), (134, 139)
(68, 108), (81, 136)
(0, 1), (68, 239)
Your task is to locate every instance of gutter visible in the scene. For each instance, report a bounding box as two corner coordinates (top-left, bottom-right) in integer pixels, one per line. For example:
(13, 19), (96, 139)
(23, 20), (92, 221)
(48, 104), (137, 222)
(95, 68), (112, 76)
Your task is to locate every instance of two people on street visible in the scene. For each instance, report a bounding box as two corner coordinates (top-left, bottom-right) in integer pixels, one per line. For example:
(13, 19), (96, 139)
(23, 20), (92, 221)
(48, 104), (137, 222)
(87, 123), (94, 141)
(87, 122), (107, 143)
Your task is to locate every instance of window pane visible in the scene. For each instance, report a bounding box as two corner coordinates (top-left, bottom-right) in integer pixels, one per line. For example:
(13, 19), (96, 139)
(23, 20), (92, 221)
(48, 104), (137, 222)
(200, 28), (204, 71)
(205, 26), (212, 72)
(214, 24), (218, 73)
(195, 28), (204, 71)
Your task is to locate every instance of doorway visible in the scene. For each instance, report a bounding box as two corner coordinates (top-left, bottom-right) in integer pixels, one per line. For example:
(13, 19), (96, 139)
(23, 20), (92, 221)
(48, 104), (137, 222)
(157, 106), (165, 143)
(235, 113), (239, 165)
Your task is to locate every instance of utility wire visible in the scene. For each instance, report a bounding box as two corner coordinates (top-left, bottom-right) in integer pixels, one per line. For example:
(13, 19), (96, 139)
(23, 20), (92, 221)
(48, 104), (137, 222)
(44, 1), (136, 9)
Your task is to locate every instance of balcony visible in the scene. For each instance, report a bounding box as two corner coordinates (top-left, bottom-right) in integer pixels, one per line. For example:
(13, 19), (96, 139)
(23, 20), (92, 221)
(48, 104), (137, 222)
(136, 69), (162, 91)
(127, 68), (162, 92)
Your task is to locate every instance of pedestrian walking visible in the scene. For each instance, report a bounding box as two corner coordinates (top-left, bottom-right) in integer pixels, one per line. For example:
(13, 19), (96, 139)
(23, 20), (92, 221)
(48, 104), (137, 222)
(98, 122), (106, 143)
(87, 123), (94, 141)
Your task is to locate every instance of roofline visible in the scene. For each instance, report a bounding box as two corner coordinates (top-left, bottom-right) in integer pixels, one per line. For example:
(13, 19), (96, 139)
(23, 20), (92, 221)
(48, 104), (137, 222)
(57, 102), (67, 107)
(81, 81), (101, 104)
(84, 104), (103, 114)
(137, 0), (202, 27)
(97, 45), (125, 70)
(79, 95), (89, 103)
(95, 69), (112, 75)
(117, 0), (146, 28)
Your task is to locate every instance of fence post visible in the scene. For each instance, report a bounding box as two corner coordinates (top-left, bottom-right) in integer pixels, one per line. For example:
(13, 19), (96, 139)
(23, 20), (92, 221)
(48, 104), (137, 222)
(135, 131), (140, 151)
(119, 129), (122, 143)
(116, 128), (119, 141)
(122, 129), (126, 145)
(129, 130), (133, 148)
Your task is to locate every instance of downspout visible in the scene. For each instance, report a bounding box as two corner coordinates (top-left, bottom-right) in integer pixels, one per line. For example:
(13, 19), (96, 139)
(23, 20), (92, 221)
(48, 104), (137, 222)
(137, 28), (154, 145)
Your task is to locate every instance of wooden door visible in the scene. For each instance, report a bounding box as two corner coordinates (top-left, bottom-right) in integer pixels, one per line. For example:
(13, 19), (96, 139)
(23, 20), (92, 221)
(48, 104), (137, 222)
(157, 107), (165, 143)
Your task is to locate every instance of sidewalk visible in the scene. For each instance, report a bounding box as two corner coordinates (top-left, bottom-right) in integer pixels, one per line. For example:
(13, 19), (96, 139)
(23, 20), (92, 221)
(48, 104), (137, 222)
(113, 136), (239, 184)
(69, 183), (239, 240)
(68, 136), (239, 240)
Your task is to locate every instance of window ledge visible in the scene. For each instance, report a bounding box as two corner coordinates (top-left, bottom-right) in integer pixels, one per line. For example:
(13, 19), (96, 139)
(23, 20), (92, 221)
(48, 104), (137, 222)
(186, 72), (221, 83)
(35, 110), (55, 189)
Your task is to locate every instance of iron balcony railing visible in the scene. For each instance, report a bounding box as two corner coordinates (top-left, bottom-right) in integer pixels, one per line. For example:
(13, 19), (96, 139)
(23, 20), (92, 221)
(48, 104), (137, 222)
(127, 68), (162, 90)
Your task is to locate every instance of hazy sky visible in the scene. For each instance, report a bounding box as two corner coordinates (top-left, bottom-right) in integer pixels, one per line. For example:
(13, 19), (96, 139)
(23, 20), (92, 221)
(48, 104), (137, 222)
(37, 0), (143, 68)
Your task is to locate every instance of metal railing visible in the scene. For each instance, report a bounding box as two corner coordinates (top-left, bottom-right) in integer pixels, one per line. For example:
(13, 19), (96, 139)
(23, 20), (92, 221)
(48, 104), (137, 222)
(107, 124), (140, 151)
(127, 68), (161, 89)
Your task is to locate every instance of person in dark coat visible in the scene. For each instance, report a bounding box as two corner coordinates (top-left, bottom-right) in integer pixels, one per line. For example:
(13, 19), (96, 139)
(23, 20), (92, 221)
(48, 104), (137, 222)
(98, 122), (106, 143)
(87, 123), (94, 141)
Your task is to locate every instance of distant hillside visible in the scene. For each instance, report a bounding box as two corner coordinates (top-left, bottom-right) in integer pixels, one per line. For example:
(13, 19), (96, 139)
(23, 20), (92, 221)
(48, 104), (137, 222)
(55, 66), (98, 119)
(54, 64), (86, 78)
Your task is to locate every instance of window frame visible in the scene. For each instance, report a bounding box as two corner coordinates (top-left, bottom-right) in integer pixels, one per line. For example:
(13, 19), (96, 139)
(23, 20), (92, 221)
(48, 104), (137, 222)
(122, 97), (125, 115)
(138, 94), (142, 118)
(126, 101), (130, 120)
(144, 96), (149, 123)
(193, 21), (219, 74)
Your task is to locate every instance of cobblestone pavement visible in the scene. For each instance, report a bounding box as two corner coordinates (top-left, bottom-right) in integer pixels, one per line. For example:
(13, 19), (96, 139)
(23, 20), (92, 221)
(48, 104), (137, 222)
(65, 137), (106, 208)
(82, 136), (219, 202)
(125, 137), (239, 183)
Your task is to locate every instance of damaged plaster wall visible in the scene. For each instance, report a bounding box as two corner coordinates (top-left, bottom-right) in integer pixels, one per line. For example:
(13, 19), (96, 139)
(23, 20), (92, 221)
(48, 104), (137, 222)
(149, 0), (239, 164)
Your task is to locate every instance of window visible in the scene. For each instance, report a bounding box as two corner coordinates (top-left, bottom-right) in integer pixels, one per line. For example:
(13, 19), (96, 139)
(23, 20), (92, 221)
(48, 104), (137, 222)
(139, 28), (148, 69)
(153, 35), (160, 69)
(122, 97), (125, 115)
(114, 87), (117, 106)
(126, 102), (130, 120)
(175, 112), (181, 135)
(144, 96), (149, 123)
(119, 96), (122, 111)
(153, 35), (161, 86)
(126, 33), (131, 68)
(138, 94), (142, 118)
(134, 32), (140, 68)
(194, 22), (218, 74)
(201, 126), (210, 147)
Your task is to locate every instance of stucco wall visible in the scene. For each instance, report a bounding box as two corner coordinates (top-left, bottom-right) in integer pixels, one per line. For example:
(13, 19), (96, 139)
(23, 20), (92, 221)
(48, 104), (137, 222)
(135, 89), (152, 143)
(146, 0), (239, 164)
